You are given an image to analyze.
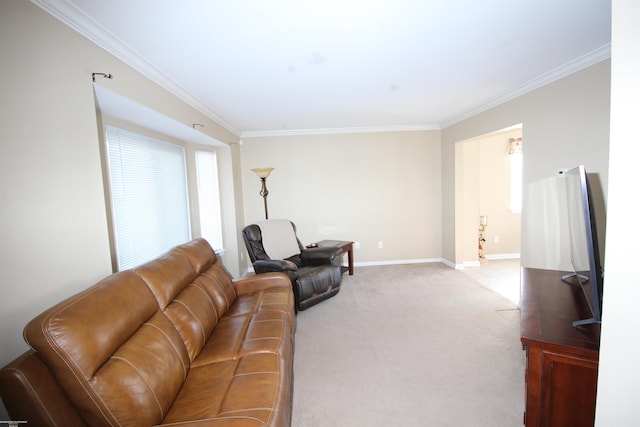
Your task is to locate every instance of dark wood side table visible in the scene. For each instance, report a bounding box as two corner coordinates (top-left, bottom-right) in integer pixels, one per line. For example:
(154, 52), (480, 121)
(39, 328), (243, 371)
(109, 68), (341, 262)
(316, 240), (354, 275)
(520, 267), (600, 427)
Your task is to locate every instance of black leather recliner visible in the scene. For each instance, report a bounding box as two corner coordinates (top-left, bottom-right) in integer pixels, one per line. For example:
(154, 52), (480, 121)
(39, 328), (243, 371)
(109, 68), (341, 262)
(242, 221), (342, 312)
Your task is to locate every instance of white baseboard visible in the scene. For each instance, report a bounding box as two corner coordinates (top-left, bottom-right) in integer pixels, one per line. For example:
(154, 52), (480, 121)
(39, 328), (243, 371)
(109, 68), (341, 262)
(441, 259), (458, 270)
(243, 259), (445, 277)
(354, 258), (443, 267)
(445, 254), (521, 270)
(462, 260), (482, 268)
(485, 253), (521, 260)
(243, 255), (519, 276)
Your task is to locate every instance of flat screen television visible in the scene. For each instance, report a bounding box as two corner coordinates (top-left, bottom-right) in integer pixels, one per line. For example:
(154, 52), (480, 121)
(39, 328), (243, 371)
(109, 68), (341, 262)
(561, 165), (604, 327)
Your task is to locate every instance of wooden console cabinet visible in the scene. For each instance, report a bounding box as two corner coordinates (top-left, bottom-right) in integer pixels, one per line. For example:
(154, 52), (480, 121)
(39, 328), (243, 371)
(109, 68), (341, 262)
(520, 268), (600, 427)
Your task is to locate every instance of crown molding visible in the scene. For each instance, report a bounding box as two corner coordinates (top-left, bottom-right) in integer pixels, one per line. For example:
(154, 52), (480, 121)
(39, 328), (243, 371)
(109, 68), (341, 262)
(441, 43), (612, 129)
(31, 0), (241, 136)
(240, 124), (441, 138)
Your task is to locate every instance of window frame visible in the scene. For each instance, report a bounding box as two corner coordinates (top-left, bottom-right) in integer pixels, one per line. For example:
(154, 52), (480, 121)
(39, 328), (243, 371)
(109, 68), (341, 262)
(100, 120), (224, 271)
(509, 151), (523, 213)
(193, 148), (224, 252)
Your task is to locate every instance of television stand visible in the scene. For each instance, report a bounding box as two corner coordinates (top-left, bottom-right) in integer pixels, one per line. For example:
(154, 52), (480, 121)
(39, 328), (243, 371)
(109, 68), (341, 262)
(520, 268), (600, 427)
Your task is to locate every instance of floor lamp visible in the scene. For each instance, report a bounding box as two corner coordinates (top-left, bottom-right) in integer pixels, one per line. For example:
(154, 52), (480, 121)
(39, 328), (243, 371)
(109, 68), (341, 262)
(251, 167), (274, 219)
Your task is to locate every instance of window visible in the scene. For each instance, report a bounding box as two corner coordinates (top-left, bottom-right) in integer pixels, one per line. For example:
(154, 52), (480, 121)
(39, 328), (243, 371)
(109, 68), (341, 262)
(508, 137), (523, 213)
(105, 126), (191, 270)
(195, 149), (223, 251)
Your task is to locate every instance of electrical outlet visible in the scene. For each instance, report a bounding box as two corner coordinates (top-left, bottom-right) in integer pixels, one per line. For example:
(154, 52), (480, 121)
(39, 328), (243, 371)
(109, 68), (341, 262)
(377, 241), (383, 249)
(354, 242), (360, 250)
(494, 235), (500, 244)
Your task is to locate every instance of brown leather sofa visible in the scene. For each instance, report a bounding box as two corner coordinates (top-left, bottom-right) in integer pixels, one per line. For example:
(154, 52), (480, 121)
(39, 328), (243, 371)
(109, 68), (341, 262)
(0, 238), (296, 426)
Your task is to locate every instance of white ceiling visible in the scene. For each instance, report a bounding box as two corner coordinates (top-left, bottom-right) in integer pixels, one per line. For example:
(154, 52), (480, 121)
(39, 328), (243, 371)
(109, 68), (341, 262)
(36, 0), (611, 136)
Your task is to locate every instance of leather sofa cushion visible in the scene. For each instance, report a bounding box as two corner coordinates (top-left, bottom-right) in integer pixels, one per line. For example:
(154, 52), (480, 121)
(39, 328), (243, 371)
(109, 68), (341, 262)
(163, 352), (291, 425)
(194, 309), (291, 367)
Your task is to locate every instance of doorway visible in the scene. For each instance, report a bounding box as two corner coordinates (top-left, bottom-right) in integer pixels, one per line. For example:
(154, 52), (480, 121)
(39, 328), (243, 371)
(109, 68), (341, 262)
(454, 125), (523, 302)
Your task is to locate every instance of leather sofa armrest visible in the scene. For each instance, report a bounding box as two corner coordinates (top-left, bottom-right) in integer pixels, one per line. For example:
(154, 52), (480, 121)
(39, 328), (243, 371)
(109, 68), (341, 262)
(0, 349), (88, 426)
(234, 272), (291, 295)
(253, 259), (297, 274)
(300, 246), (342, 266)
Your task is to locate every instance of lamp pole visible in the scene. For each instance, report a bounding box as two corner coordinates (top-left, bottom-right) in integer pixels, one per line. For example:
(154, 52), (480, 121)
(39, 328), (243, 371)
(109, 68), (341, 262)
(251, 168), (274, 219)
(259, 177), (269, 219)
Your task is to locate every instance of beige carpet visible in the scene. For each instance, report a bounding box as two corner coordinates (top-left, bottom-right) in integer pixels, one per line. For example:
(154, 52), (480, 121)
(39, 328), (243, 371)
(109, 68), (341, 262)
(291, 263), (525, 427)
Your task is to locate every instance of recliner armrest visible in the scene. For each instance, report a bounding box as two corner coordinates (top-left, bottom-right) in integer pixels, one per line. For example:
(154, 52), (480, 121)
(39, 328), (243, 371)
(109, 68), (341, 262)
(300, 247), (343, 266)
(234, 272), (291, 295)
(253, 259), (298, 274)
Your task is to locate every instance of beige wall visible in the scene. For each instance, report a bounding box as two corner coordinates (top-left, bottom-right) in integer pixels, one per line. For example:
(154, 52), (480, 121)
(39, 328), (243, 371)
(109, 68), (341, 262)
(442, 60), (611, 266)
(1, 0), (111, 375)
(239, 131), (442, 270)
(458, 140), (481, 264)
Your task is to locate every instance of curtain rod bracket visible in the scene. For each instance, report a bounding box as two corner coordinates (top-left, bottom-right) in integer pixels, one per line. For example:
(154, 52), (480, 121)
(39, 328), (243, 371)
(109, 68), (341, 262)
(92, 73), (113, 82)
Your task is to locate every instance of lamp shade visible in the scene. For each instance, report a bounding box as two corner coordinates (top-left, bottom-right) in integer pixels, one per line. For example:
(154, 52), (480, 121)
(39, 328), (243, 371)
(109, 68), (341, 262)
(251, 167), (274, 179)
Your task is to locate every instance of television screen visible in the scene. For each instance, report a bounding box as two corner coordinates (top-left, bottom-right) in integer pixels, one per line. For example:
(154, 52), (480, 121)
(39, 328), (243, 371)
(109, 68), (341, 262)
(562, 165), (603, 327)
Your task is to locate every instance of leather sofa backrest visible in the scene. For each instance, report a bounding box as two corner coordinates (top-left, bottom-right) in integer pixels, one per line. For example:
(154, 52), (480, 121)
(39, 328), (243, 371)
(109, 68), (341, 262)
(177, 238), (238, 318)
(24, 270), (191, 426)
(136, 242), (219, 363)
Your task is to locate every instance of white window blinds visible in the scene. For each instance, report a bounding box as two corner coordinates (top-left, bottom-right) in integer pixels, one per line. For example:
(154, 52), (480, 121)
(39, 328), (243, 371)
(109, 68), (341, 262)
(105, 126), (191, 270)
